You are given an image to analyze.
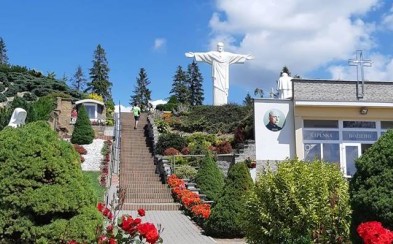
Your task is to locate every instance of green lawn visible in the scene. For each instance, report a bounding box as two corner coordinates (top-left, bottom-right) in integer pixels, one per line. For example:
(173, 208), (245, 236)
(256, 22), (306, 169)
(83, 171), (105, 202)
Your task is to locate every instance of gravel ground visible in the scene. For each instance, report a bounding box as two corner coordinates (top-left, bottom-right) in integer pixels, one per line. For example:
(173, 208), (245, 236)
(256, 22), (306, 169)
(80, 139), (105, 171)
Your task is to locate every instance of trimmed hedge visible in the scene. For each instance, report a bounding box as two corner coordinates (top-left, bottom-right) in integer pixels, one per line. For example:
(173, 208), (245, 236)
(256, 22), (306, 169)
(0, 121), (101, 242)
(194, 153), (224, 202)
(204, 162), (253, 237)
(156, 133), (187, 155)
(71, 105), (95, 145)
(350, 130), (393, 241)
(244, 159), (351, 243)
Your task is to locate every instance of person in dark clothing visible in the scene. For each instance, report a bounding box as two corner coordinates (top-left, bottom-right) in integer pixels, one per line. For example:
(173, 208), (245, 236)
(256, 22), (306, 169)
(266, 110), (282, 131)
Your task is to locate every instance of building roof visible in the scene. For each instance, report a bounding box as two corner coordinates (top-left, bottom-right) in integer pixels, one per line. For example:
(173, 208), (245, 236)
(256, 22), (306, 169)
(75, 99), (105, 106)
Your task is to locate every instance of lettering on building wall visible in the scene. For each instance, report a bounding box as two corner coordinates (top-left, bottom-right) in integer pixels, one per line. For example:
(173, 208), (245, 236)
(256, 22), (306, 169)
(303, 130), (339, 140)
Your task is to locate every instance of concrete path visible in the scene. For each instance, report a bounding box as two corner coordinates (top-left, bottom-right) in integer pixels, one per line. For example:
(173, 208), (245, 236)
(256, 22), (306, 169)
(119, 210), (216, 244)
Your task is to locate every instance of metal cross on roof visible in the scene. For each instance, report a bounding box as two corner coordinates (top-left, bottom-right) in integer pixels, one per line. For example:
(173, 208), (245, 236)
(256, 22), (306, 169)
(348, 50), (372, 98)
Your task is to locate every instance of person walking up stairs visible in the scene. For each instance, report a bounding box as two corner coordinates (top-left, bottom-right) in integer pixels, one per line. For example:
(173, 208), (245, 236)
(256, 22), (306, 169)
(119, 112), (180, 211)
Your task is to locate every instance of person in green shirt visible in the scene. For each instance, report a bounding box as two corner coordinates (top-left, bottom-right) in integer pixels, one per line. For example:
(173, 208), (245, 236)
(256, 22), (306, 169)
(132, 103), (141, 129)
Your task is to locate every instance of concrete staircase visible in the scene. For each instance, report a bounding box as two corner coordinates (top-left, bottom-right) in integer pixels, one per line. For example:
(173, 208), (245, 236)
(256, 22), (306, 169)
(119, 112), (180, 211)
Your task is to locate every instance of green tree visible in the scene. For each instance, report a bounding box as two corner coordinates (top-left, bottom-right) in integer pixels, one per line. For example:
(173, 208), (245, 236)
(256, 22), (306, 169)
(244, 159), (351, 243)
(195, 152), (224, 202)
(280, 66), (291, 76)
(71, 65), (87, 92)
(254, 88), (263, 98)
(204, 162), (254, 237)
(187, 61), (204, 106)
(86, 44), (112, 101)
(0, 121), (102, 242)
(350, 130), (393, 241)
(71, 105), (95, 144)
(130, 68), (152, 110)
(243, 92), (253, 106)
(170, 66), (189, 104)
(0, 37), (8, 65)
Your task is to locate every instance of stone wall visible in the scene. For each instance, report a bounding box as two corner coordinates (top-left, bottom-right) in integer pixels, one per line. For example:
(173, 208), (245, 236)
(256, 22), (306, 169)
(293, 79), (393, 102)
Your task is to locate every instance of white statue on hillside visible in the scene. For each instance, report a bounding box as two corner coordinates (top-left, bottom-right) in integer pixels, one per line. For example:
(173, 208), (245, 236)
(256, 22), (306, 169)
(185, 42), (254, 106)
(277, 72), (293, 99)
(8, 107), (27, 128)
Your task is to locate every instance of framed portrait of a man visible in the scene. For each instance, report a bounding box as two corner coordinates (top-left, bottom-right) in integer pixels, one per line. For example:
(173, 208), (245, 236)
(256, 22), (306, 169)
(264, 109), (286, 132)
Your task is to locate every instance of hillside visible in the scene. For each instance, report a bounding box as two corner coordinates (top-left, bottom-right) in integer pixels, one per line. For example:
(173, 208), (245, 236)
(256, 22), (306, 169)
(0, 64), (83, 107)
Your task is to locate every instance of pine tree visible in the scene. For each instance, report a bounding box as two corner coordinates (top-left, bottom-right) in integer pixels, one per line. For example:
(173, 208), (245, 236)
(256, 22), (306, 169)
(130, 68), (152, 110)
(243, 92), (253, 106)
(71, 65), (87, 92)
(86, 44), (112, 102)
(170, 66), (189, 104)
(280, 66), (291, 76)
(71, 105), (95, 145)
(0, 37), (9, 65)
(187, 61), (204, 106)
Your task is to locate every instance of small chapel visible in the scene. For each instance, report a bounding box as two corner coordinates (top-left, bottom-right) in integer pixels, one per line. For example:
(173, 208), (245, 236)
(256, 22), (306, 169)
(254, 54), (393, 178)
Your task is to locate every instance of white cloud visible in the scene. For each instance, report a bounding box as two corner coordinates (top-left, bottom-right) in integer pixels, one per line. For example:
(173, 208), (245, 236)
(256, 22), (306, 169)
(206, 0), (385, 91)
(382, 4), (393, 30)
(153, 38), (166, 51)
(114, 105), (131, 113)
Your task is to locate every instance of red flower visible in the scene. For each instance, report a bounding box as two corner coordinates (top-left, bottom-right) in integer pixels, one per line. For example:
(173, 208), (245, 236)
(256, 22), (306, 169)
(97, 202), (105, 212)
(137, 222), (157, 237)
(138, 208), (146, 217)
(145, 228), (160, 244)
(133, 218), (142, 225)
(106, 224), (114, 233)
(357, 221), (393, 244)
(109, 238), (117, 244)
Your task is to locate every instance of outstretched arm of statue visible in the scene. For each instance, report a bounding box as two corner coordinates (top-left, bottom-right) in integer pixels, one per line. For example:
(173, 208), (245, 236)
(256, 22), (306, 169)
(185, 52), (195, 58)
(246, 54), (254, 60)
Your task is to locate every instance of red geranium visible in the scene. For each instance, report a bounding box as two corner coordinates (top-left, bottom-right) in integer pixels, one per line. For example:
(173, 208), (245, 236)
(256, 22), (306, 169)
(138, 208), (146, 217)
(357, 221), (393, 244)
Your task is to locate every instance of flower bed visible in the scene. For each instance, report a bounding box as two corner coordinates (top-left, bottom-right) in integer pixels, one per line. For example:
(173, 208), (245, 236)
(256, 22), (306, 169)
(167, 174), (211, 225)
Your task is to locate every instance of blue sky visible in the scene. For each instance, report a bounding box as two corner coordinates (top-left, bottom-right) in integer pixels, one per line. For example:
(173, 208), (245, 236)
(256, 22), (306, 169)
(2, 0), (393, 110)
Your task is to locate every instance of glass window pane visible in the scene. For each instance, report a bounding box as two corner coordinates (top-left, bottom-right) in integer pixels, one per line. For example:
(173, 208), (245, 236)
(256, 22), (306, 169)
(322, 143), (340, 163)
(304, 120), (338, 128)
(345, 146), (359, 176)
(304, 143), (321, 161)
(343, 121), (376, 128)
(342, 131), (377, 141)
(84, 105), (95, 119)
(381, 121), (393, 129)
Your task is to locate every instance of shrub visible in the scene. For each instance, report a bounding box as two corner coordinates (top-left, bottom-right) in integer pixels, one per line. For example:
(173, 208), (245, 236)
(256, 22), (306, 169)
(244, 159), (351, 243)
(156, 133), (187, 155)
(0, 83), (5, 92)
(174, 165), (198, 181)
(163, 147), (180, 156)
(4, 85), (17, 97)
(350, 130), (393, 241)
(0, 93), (6, 103)
(181, 147), (190, 155)
(87, 93), (104, 102)
(194, 153), (224, 202)
(215, 141), (233, 154)
(204, 162), (254, 237)
(0, 121), (101, 242)
(22, 92), (37, 101)
(31, 95), (56, 121)
(71, 105), (95, 145)
(74, 144), (87, 155)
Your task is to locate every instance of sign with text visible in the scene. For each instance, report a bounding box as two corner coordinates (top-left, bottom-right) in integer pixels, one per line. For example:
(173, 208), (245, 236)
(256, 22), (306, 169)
(342, 131), (378, 141)
(303, 130), (339, 140)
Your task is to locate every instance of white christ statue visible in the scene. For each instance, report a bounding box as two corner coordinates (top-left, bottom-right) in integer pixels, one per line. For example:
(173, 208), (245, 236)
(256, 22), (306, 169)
(185, 42), (254, 106)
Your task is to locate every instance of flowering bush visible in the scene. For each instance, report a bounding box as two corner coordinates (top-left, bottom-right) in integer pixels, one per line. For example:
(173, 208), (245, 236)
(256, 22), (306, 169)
(191, 204), (211, 219)
(94, 202), (163, 244)
(74, 144), (87, 154)
(357, 221), (393, 244)
(163, 147), (180, 156)
(167, 174), (211, 224)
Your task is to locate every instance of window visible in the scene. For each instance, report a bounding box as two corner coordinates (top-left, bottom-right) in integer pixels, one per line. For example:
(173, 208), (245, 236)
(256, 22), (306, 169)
(322, 143), (340, 163)
(343, 121), (376, 128)
(304, 143), (321, 161)
(84, 104), (96, 119)
(381, 121), (393, 129)
(304, 120), (338, 128)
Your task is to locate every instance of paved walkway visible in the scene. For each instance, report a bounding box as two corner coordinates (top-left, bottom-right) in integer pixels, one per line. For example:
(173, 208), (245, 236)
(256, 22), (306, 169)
(119, 210), (216, 244)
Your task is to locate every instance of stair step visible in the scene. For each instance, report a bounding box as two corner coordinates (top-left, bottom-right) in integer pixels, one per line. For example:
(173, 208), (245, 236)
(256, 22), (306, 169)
(121, 203), (180, 211)
(125, 198), (175, 203)
(125, 192), (173, 199)
(122, 187), (171, 194)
